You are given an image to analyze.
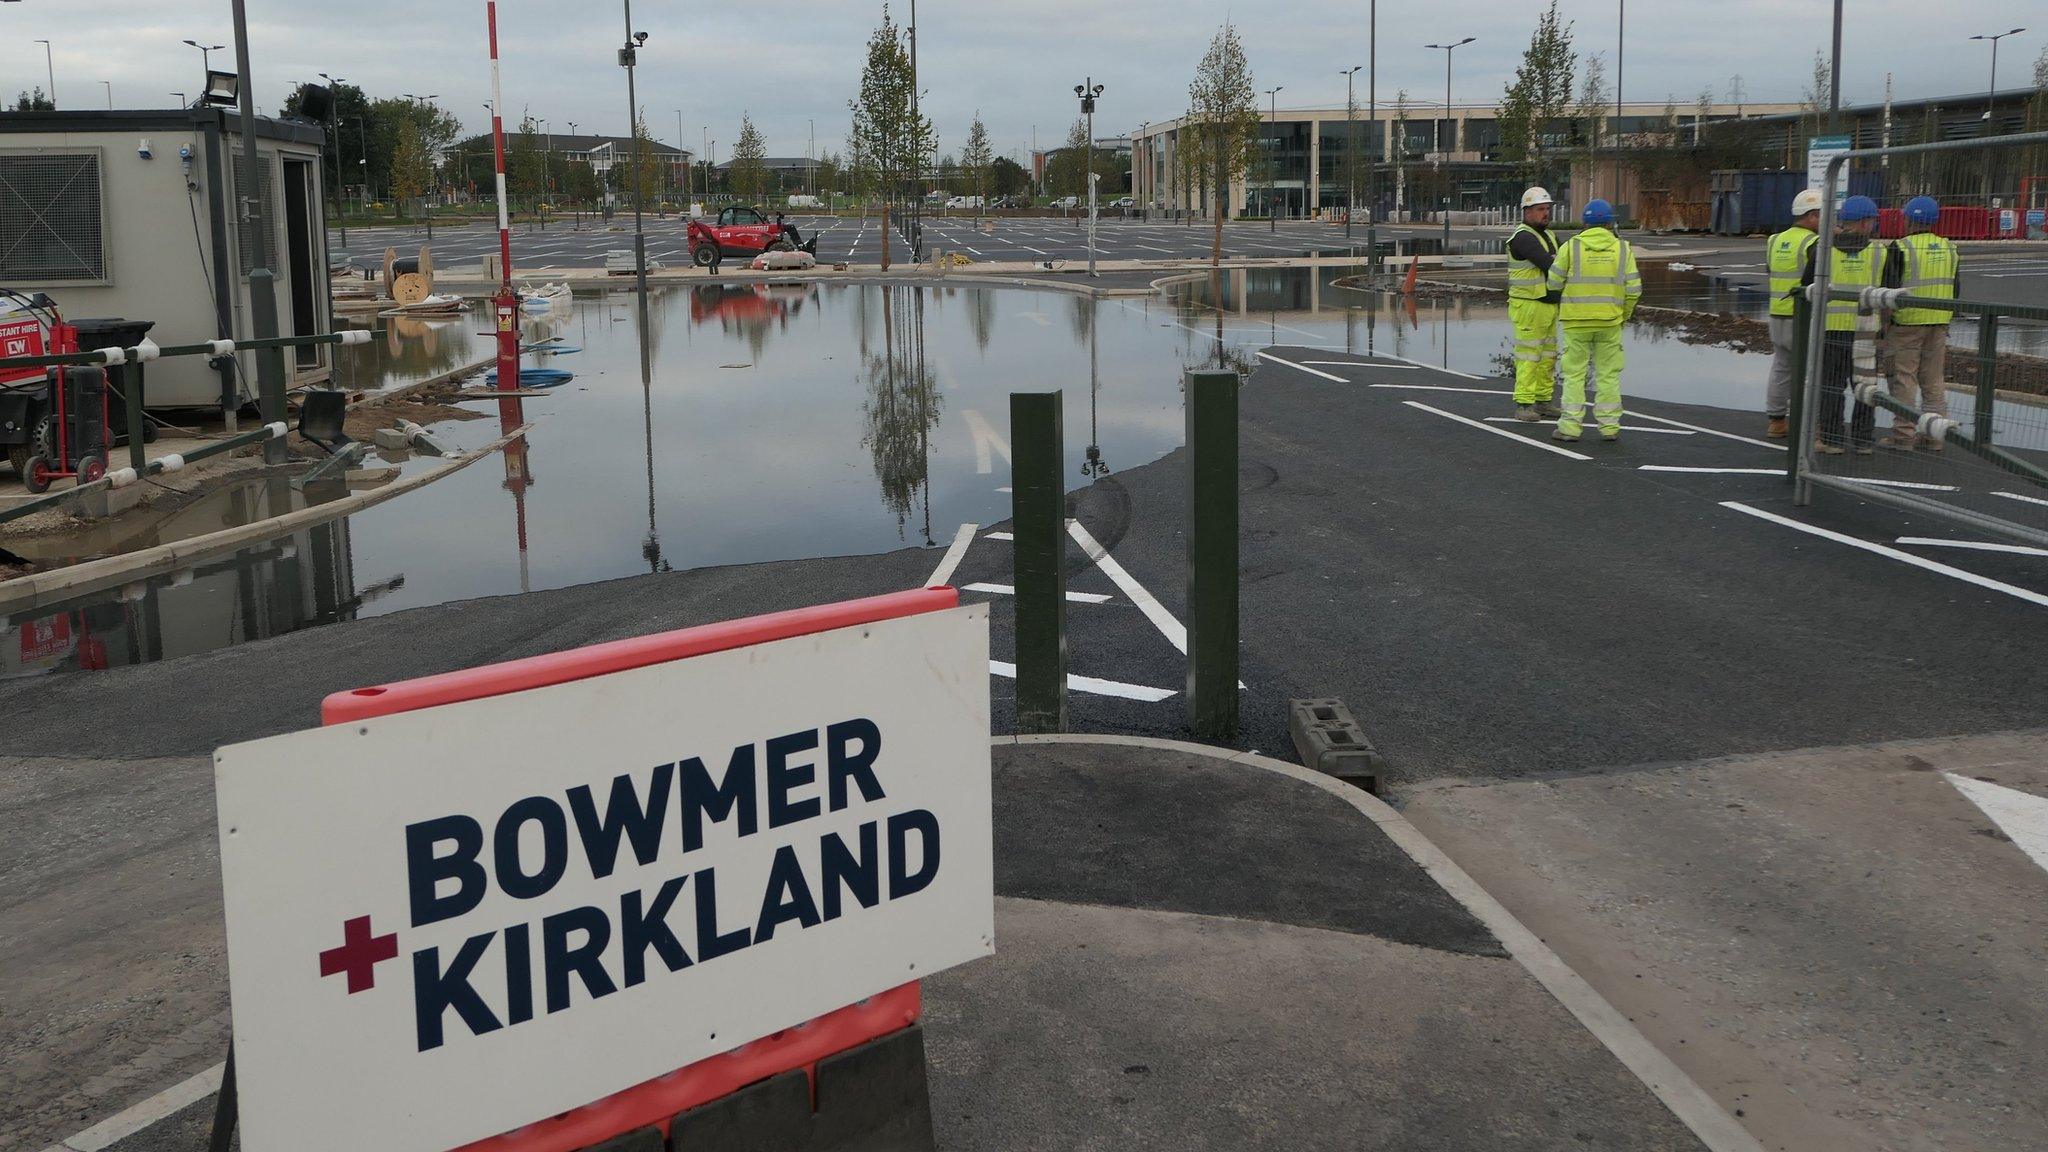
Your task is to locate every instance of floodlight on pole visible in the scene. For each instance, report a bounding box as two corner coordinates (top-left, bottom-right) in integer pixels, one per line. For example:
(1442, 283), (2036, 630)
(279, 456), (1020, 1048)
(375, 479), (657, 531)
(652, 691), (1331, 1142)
(1074, 78), (1105, 275)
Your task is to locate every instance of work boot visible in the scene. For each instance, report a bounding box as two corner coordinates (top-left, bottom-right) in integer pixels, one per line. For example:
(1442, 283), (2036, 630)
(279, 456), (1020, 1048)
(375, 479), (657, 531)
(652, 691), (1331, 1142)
(1767, 417), (1789, 439)
(1853, 442), (1875, 456)
(1551, 427), (1580, 443)
(1814, 439), (1845, 456)
(1880, 431), (1916, 451)
(1514, 404), (1541, 422)
(1535, 401), (1564, 419)
(1600, 428), (1621, 442)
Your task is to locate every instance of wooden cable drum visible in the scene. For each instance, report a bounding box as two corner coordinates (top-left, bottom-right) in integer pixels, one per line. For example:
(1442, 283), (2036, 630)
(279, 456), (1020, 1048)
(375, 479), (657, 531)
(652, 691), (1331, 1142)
(391, 272), (431, 305)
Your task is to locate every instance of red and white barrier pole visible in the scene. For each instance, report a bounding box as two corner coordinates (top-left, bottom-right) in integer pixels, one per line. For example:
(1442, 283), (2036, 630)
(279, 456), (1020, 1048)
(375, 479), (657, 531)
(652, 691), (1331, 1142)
(488, 1), (519, 392)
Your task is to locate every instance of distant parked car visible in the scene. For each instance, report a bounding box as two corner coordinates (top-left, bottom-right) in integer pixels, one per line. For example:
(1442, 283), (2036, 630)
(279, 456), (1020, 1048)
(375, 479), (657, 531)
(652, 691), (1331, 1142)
(1051, 195), (1080, 210)
(1108, 197), (1135, 208)
(786, 194), (823, 209)
(993, 195), (1029, 209)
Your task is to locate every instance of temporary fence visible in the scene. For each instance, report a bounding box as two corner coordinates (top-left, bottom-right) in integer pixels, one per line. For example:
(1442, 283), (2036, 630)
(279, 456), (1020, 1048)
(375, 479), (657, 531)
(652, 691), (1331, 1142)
(1795, 131), (2048, 547)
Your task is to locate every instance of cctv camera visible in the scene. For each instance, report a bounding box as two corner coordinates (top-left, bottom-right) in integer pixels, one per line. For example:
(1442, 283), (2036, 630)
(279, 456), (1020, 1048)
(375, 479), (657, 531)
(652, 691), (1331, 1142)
(137, 139), (154, 160)
(634, 30), (648, 43)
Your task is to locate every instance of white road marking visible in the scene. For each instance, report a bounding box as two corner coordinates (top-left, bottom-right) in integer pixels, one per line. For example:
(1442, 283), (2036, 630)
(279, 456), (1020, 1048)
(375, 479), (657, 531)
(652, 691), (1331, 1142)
(1067, 518), (1188, 654)
(1485, 418), (1694, 435)
(1378, 352), (1488, 380)
(1369, 383), (1512, 395)
(988, 660), (1177, 702)
(961, 409), (1011, 471)
(964, 582), (1114, 604)
(1255, 351), (1347, 382)
(1403, 401), (1594, 460)
(1895, 537), (2048, 557)
(1991, 490), (2048, 509)
(1638, 466), (1781, 474)
(1719, 501), (2048, 607)
(45, 1061), (226, 1152)
(1623, 410), (1781, 450)
(1945, 773), (2048, 875)
(926, 522), (978, 587)
(1835, 476), (1961, 492)
(984, 531), (1013, 541)
(1303, 360), (1418, 369)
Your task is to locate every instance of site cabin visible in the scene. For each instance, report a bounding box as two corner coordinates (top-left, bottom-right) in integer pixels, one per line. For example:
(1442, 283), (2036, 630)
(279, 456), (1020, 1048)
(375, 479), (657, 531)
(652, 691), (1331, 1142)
(0, 108), (335, 410)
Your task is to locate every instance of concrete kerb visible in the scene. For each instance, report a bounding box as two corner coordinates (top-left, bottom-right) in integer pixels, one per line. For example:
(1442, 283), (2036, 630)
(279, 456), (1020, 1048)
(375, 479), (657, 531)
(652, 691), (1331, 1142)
(1010, 733), (1768, 1152)
(0, 424), (532, 616)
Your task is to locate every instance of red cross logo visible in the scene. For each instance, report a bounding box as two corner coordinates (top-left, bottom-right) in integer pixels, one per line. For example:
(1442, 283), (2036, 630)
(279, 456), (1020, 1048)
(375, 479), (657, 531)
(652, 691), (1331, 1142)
(319, 915), (399, 994)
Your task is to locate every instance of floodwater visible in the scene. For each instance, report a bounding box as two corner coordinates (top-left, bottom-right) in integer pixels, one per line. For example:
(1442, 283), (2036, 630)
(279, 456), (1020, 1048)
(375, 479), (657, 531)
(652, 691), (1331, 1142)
(10, 266), (2043, 676)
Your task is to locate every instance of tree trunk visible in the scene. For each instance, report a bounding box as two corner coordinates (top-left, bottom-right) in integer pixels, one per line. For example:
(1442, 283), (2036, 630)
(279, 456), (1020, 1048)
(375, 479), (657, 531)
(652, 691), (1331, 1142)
(881, 201), (891, 271)
(1210, 153), (1227, 267)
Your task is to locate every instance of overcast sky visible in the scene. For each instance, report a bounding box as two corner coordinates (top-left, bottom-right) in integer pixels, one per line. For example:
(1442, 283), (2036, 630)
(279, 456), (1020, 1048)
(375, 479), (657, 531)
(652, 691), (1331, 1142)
(5, 1), (2042, 159)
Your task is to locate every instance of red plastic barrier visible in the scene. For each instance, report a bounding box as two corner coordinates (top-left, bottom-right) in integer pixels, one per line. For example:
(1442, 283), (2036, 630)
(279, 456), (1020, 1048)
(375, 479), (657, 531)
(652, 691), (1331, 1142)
(1876, 208), (1905, 239)
(321, 585), (961, 1151)
(1938, 206), (1993, 241)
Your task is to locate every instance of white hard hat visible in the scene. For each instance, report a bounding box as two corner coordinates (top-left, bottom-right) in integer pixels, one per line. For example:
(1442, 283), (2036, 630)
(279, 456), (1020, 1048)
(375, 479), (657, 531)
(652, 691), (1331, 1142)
(1521, 186), (1554, 209)
(1791, 189), (1824, 216)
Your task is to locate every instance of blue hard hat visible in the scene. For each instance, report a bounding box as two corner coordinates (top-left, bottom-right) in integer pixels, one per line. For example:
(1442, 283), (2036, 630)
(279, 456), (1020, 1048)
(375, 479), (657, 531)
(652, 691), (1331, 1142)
(1839, 195), (1879, 223)
(1582, 199), (1614, 226)
(1904, 195), (1940, 225)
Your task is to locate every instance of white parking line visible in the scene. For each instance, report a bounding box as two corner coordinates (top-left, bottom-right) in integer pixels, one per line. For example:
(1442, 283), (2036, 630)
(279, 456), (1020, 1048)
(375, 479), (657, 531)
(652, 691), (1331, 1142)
(1067, 519), (1188, 654)
(1624, 411), (1781, 450)
(1369, 383), (1512, 395)
(1992, 490), (2048, 509)
(43, 1061), (226, 1152)
(964, 582), (1115, 604)
(984, 531), (1013, 541)
(1255, 351), (1346, 382)
(1302, 360), (1418, 369)
(1638, 465), (1781, 474)
(988, 660), (1177, 702)
(1720, 502), (2048, 607)
(1486, 418), (1694, 434)
(1403, 401), (1594, 460)
(1896, 537), (2048, 557)
(926, 522), (977, 587)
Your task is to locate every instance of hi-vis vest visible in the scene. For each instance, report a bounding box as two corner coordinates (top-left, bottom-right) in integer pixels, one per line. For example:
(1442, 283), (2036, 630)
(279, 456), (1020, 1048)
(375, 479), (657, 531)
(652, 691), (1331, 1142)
(1891, 230), (1959, 326)
(1507, 223), (1559, 300)
(1766, 225), (1817, 318)
(1549, 230), (1640, 326)
(1824, 242), (1883, 332)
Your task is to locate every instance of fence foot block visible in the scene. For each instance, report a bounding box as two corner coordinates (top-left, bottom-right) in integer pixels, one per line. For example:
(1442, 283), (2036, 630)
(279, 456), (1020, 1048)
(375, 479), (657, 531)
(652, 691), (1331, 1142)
(1288, 698), (1386, 794)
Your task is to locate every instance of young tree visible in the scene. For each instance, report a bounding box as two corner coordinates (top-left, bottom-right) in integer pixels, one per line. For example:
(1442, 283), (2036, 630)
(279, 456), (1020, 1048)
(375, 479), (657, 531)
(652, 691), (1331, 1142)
(1802, 49), (1832, 138)
(848, 7), (934, 269)
(1046, 118), (1092, 202)
(1575, 52), (1610, 166)
(1496, 0), (1577, 184)
(1174, 108), (1202, 221)
(990, 155), (1029, 197)
(814, 151), (843, 203)
(390, 119), (434, 223)
(729, 113), (768, 199)
(1184, 22), (1261, 265)
(508, 117), (545, 207)
(961, 114), (993, 213)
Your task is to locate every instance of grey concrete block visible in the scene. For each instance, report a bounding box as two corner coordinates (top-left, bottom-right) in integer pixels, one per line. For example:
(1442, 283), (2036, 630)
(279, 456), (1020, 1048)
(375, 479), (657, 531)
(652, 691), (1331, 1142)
(813, 1025), (936, 1152)
(1289, 698), (1386, 793)
(582, 1125), (663, 1152)
(669, 1068), (811, 1151)
(371, 427), (409, 452)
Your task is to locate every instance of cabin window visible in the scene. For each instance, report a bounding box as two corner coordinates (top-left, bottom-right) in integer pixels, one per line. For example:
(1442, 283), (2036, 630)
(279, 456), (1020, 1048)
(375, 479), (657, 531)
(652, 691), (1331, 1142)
(0, 149), (107, 282)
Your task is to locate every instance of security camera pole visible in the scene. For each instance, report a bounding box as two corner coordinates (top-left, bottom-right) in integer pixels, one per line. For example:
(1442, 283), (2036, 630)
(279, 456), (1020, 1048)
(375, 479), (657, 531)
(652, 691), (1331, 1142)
(619, 1), (649, 308)
(230, 0), (287, 463)
(1075, 79), (1104, 277)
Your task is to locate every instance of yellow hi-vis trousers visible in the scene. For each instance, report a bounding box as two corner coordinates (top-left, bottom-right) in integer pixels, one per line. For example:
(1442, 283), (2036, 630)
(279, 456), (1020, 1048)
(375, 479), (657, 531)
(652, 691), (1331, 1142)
(1558, 323), (1625, 438)
(1509, 297), (1559, 404)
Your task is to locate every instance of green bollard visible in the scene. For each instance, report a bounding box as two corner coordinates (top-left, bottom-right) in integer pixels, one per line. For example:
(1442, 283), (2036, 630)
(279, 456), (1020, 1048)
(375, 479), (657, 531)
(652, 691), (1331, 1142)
(1185, 369), (1240, 741)
(1010, 391), (1067, 734)
(1973, 312), (1998, 449)
(1786, 294), (1810, 484)
(122, 361), (147, 471)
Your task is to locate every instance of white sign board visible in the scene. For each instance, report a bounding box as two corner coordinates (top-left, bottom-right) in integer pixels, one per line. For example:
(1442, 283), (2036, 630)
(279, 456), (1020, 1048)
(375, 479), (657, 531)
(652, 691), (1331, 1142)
(1807, 135), (1852, 205)
(215, 606), (993, 1152)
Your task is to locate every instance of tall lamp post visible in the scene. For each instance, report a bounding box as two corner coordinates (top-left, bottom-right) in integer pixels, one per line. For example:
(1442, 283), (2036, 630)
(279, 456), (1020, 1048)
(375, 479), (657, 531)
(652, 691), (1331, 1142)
(33, 40), (54, 107)
(1264, 85), (1283, 232)
(228, 0), (284, 459)
(1342, 65), (1361, 240)
(1424, 36), (1473, 249)
(319, 72), (347, 245)
(617, 3), (650, 313)
(181, 39), (224, 75)
(1970, 26), (2025, 207)
(1368, 0), (1378, 271)
(100, 80), (111, 108)
(1075, 78), (1104, 275)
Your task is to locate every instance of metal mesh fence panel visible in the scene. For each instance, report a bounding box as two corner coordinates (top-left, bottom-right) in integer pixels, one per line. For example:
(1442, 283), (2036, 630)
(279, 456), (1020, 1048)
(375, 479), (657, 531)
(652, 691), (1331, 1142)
(1799, 130), (2048, 545)
(0, 150), (106, 282)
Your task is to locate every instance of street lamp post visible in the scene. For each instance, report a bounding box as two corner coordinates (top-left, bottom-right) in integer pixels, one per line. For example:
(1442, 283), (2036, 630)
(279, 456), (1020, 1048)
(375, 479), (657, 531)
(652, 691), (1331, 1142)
(1424, 36), (1473, 250)
(1264, 86), (1283, 232)
(1075, 79), (1104, 275)
(33, 40), (54, 107)
(1970, 27), (2027, 121)
(1342, 66), (1362, 241)
(319, 72), (347, 245)
(617, 3), (649, 312)
(171, 92), (188, 108)
(100, 80), (111, 109)
(182, 39), (225, 76)
(1369, 0), (1378, 271)
(228, 0), (284, 458)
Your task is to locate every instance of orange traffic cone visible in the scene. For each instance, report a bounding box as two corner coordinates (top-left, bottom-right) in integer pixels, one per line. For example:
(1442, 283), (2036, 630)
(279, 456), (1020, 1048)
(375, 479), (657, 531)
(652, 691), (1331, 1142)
(1402, 253), (1419, 295)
